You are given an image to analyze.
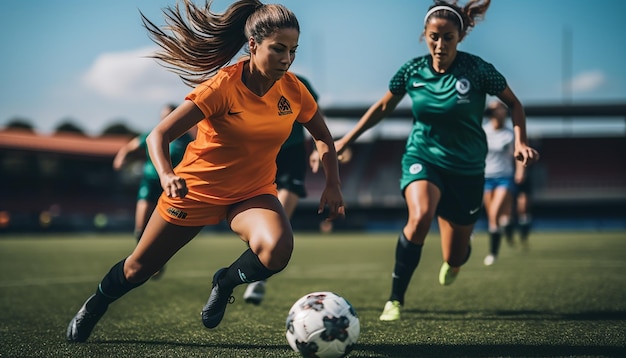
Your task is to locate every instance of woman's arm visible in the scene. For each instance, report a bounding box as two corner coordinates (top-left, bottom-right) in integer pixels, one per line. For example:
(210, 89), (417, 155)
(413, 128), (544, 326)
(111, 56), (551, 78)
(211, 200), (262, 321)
(335, 91), (404, 154)
(303, 110), (345, 220)
(112, 137), (142, 170)
(146, 100), (204, 198)
(497, 86), (540, 167)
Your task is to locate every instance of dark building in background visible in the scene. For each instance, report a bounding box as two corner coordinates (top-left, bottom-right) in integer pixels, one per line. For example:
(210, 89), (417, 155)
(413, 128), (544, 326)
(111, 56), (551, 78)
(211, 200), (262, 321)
(1, 103), (625, 232)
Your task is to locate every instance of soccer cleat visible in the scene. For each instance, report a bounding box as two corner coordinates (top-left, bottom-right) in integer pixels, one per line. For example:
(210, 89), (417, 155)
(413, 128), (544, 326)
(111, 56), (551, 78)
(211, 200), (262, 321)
(243, 280), (266, 305)
(379, 300), (401, 321)
(483, 254), (497, 266)
(66, 295), (107, 343)
(439, 262), (460, 286)
(201, 268), (234, 329)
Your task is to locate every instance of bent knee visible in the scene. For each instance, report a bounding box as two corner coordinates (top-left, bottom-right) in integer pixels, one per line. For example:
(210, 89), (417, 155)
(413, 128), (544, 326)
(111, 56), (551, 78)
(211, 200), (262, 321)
(252, 233), (293, 271)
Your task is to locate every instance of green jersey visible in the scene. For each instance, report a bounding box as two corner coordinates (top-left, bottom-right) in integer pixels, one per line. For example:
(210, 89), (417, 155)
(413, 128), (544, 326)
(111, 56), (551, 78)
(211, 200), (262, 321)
(138, 132), (194, 181)
(390, 51), (507, 175)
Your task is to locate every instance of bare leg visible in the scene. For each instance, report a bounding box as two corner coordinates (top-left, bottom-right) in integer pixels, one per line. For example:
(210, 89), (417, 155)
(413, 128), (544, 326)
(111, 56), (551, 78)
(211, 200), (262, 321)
(228, 194), (293, 270)
(125, 211), (203, 282)
(277, 188), (299, 219)
(438, 217), (473, 267)
(133, 199), (156, 241)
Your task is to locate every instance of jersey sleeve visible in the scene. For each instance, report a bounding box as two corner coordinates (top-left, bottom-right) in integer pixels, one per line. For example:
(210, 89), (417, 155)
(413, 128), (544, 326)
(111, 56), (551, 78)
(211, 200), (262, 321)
(478, 59), (508, 96)
(389, 59), (414, 95)
(295, 78), (318, 124)
(296, 75), (319, 102)
(185, 78), (228, 118)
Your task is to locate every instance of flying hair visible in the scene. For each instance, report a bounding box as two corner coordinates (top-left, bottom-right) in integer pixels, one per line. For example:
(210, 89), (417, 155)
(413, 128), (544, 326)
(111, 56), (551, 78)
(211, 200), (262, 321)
(140, 0), (299, 87)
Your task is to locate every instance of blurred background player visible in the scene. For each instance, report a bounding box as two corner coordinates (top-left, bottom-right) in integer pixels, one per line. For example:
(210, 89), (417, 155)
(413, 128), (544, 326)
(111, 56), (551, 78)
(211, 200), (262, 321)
(482, 100), (523, 266)
(243, 74), (319, 305)
(511, 157), (533, 248)
(113, 103), (195, 277)
(113, 104), (195, 243)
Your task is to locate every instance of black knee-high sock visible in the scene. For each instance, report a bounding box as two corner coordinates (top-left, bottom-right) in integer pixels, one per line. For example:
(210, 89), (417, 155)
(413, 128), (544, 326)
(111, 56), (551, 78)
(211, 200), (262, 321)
(489, 230), (502, 256)
(503, 222), (514, 242)
(219, 248), (280, 290)
(86, 259), (148, 313)
(518, 215), (532, 241)
(389, 232), (423, 305)
(462, 244), (472, 265)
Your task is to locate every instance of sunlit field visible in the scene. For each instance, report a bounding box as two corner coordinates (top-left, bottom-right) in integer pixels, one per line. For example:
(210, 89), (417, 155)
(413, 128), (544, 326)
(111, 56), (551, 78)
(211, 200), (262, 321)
(1, 231), (624, 357)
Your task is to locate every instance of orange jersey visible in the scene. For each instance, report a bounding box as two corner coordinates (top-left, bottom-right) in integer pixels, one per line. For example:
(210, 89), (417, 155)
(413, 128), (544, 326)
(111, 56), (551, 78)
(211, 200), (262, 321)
(176, 61), (318, 205)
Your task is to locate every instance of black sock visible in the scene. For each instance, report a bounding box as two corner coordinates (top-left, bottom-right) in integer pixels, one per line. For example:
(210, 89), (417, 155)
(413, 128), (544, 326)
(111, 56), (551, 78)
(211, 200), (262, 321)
(389, 232), (423, 305)
(503, 223), (514, 242)
(462, 244), (472, 265)
(86, 259), (148, 313)
(489, 230), (502, 256)
(219, 249), (279, 290)
(519, 215), (532, 241)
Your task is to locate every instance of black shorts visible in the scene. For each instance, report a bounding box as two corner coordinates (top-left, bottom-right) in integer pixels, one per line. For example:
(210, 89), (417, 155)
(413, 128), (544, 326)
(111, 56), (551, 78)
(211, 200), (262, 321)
(401, 158), (484, 226)
(275, 143), (307, 198)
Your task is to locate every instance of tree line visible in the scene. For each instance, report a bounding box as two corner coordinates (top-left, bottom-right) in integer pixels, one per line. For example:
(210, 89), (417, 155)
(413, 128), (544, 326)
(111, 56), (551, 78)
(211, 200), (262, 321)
(2, 117), (139, 137)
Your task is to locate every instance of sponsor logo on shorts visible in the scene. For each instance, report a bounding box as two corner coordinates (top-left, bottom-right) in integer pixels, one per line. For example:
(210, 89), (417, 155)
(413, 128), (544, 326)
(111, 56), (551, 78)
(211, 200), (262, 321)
(469, 206), (481, 215)
(166, 207), (188, 219)
(409, 163), (423, 175)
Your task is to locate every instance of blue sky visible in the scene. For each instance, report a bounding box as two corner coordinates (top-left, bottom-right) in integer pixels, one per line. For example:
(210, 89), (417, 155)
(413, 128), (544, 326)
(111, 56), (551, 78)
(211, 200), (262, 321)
(1, 0), (625, 135)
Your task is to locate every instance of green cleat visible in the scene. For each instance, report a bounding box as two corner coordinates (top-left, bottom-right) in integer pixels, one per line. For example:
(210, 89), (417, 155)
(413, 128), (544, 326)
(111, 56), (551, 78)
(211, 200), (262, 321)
(439, 262), (460, 286)
(379, 300), (401, 321)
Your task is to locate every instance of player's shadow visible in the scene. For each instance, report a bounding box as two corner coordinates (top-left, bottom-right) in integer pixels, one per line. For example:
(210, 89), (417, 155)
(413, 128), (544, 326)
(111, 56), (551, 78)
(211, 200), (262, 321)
(357, 304), (626, 321)
(97, 340), (295, 352)
(351, 307), (626, 357)
(399, 308), (626, 321)
(355, 343), (625, 358)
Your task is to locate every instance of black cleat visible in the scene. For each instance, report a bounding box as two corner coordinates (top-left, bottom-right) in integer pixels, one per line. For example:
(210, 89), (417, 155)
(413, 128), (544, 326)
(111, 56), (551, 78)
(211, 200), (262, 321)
(201, 268), (234, 328)
(66, 295), (107, 343)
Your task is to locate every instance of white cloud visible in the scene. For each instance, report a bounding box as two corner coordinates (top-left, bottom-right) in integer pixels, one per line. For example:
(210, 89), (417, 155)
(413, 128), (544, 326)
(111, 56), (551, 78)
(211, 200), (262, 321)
(565, 70), (606, 94)
(81, 47), (189, 102)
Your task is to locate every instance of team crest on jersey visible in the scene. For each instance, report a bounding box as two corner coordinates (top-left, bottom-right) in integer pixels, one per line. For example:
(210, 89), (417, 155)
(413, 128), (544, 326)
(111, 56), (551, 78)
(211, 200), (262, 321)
(277, 96), (293, 116)
(455, 77), (471, 104)
(409, 163), (423, 175)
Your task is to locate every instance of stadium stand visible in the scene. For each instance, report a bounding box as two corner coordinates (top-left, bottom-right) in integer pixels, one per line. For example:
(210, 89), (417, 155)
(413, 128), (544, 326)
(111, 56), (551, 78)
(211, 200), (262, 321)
(1, 103), (625, 232)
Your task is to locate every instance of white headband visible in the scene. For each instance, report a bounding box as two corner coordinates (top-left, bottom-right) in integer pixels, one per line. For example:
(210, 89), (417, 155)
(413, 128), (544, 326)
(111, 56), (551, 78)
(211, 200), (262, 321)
(424, 5), (464, 30)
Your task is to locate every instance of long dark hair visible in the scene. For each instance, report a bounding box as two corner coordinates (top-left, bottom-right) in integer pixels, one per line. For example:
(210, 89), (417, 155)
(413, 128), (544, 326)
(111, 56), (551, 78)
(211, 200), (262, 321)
(141, 0), (299, 86)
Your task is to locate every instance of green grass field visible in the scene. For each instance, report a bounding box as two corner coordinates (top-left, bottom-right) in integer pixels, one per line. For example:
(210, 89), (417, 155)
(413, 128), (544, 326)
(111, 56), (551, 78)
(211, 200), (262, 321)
(1, 230), (625, 357)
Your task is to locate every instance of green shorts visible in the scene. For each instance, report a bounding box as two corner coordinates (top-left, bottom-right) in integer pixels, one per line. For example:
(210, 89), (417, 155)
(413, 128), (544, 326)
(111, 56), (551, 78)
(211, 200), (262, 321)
(400, 156), (484, 226)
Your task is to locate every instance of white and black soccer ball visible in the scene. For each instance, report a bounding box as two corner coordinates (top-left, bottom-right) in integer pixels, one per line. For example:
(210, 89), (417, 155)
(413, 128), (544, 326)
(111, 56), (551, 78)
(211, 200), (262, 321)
(285, 291), (360, 358)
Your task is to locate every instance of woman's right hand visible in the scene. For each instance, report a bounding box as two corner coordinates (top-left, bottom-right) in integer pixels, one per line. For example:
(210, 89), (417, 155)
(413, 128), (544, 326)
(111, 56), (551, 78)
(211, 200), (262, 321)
(161, 173), (188, 198)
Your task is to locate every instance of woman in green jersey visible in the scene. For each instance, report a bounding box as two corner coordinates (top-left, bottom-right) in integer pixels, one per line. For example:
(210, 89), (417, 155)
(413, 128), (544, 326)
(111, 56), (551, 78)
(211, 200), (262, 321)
(113, 104), (195, 245)
(334, 0), (539, 321)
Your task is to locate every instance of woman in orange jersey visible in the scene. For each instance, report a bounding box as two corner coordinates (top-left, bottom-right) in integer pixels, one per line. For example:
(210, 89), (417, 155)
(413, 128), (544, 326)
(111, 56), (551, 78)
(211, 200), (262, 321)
(67, 0), (344, 342)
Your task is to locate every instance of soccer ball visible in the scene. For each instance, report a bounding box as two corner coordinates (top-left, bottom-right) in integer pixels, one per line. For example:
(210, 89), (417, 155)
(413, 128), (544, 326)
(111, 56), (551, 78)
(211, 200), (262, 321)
(285, 291), (360, 358)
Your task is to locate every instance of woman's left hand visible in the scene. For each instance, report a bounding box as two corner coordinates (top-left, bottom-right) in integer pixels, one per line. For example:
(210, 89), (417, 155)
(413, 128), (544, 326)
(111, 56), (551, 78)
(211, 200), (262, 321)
(515, 144), (540, 167)
(318, 183), (346, 221)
